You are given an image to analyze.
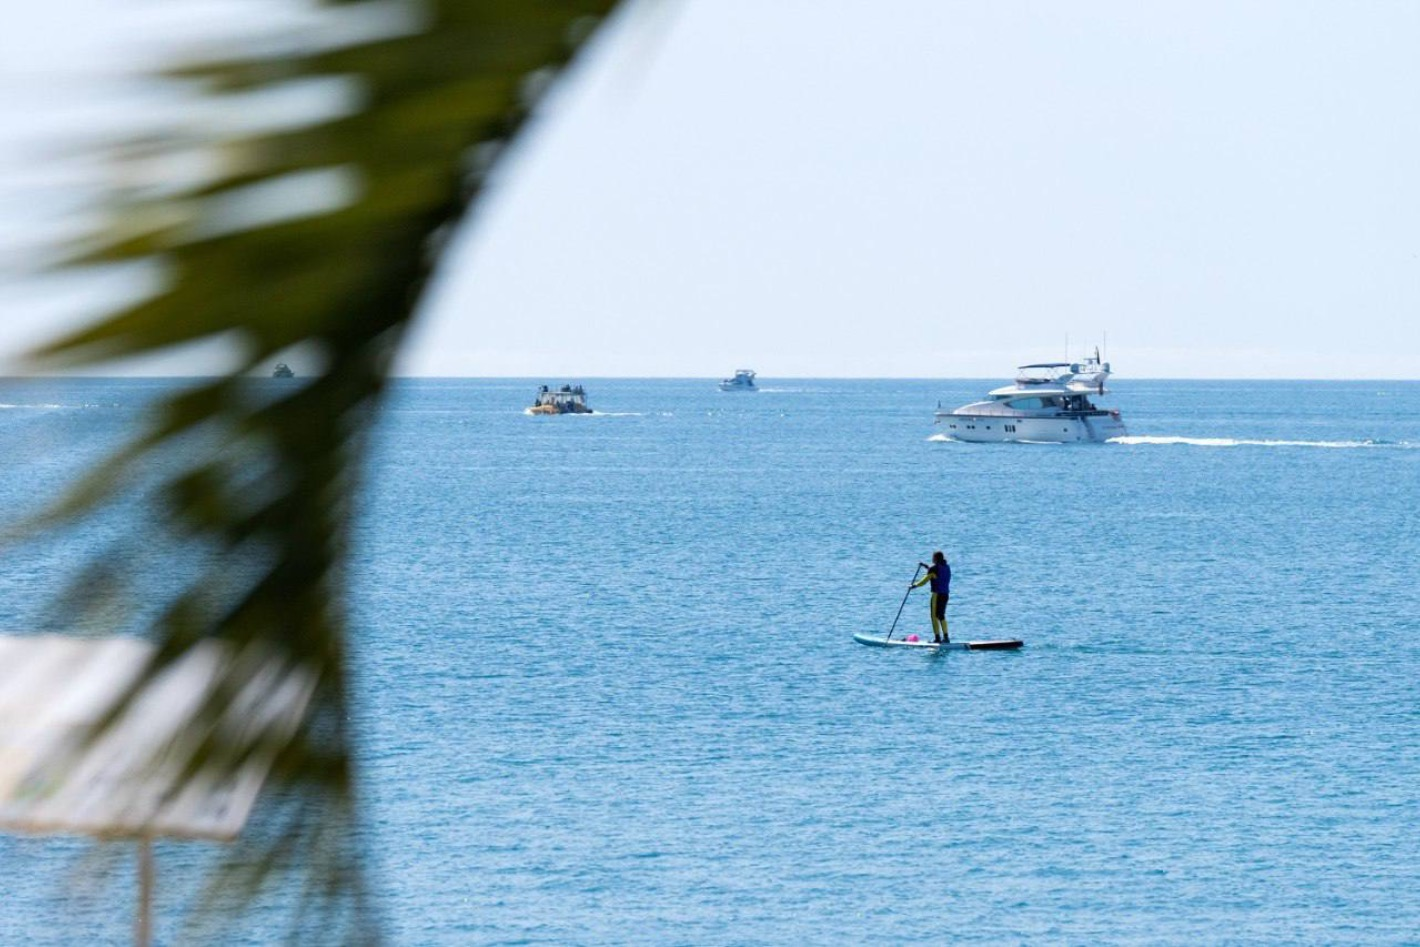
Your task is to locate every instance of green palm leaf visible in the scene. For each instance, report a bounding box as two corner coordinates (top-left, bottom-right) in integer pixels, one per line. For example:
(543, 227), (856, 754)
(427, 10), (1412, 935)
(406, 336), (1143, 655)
(9, 0), (622, 940)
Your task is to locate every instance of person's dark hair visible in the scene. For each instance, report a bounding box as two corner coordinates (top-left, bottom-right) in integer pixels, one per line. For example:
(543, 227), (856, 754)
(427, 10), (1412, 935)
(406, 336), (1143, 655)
(933, 550), (946, 564)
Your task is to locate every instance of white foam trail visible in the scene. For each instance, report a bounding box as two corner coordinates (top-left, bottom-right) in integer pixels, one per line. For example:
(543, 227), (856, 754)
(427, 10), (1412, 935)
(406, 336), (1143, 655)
(1110, 435), (1413, 449)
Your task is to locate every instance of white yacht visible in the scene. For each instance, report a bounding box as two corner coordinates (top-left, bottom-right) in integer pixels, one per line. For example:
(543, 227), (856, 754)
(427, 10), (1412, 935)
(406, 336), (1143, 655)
(718, 369), (757, 392)
(935, 351), (1126, 443)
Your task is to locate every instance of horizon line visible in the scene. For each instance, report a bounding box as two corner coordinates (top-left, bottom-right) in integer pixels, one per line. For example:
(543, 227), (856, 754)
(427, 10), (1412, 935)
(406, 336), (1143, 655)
(2, 373), (1416, 383)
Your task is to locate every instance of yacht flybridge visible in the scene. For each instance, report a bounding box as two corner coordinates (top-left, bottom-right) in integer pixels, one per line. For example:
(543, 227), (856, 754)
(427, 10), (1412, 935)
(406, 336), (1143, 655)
(936, 351), (1126, 443)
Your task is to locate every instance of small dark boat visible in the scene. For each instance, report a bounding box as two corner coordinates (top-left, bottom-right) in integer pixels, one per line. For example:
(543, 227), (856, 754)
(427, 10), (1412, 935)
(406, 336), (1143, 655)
(528, 384), (591, 415)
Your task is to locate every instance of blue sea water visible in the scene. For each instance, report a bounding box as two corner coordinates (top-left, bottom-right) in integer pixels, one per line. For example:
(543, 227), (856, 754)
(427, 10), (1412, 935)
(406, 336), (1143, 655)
(1, 377), (1418, 944)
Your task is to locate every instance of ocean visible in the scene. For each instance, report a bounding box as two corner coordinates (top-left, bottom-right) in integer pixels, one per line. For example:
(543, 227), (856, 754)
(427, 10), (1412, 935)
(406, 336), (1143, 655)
(1, 377), (1417, 944)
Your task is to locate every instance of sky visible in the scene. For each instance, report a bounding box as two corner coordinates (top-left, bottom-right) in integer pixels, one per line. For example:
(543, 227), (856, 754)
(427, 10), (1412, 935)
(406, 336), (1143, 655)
(3, 0), (1419, 378)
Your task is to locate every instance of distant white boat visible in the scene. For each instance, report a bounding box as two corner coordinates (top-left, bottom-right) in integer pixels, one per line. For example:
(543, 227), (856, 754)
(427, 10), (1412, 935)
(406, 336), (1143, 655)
(718, 369), (757, 392)
(935, 350), (1126, 443)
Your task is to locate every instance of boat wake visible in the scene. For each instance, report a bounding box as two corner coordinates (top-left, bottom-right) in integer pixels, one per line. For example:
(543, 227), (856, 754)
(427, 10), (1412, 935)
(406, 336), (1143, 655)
(1109, 435), (1415, 450)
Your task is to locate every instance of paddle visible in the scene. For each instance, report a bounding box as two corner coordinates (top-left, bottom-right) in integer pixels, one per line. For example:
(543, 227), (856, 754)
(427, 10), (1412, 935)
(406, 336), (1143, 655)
(884, 564), (924, 642)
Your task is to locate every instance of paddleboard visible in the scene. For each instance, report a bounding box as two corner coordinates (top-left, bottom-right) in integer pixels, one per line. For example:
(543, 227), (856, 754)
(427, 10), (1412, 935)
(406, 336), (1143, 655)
(853, 633), (1023, 651)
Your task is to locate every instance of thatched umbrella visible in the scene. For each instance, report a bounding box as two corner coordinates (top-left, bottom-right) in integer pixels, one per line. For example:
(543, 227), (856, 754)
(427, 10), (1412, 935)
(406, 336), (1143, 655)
(0, 634), (314, 945)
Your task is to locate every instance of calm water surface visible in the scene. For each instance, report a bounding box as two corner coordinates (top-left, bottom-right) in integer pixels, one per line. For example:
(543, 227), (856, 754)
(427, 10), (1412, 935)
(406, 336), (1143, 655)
(1, 378), (1417, 944)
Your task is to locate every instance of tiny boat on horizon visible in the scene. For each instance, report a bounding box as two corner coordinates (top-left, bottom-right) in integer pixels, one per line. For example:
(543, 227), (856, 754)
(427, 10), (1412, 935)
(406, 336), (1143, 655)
(528, 384), (592, 415)
(935, 350), (1125, 443)
(271, 362), (295, 378)
(718, 369), (757, 392)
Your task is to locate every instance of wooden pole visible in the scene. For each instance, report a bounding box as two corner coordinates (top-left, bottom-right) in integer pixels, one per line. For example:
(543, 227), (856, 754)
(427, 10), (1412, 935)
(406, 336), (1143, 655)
(136, 835), (154, 947)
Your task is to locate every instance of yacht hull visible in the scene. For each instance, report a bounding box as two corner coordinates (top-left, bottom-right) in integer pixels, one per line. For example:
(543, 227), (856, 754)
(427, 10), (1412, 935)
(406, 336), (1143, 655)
(935, 412), (1126, 444)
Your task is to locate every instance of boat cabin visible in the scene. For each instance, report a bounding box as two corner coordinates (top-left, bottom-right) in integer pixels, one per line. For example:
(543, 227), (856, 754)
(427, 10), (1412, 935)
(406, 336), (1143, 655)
(991, 392), (1100, 413)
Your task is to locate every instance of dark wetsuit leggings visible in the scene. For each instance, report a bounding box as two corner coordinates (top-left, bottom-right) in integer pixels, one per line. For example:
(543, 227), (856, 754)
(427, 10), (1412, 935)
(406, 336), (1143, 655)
(932, 593), (948, 620)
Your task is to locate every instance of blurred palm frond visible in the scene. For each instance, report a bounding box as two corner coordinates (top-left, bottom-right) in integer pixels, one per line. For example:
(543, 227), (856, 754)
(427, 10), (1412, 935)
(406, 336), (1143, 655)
(9, 0), (622, 939)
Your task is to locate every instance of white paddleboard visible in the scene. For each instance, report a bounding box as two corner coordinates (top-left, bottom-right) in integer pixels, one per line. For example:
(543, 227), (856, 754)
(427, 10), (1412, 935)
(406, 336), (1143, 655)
(853, 632), (1024, 651)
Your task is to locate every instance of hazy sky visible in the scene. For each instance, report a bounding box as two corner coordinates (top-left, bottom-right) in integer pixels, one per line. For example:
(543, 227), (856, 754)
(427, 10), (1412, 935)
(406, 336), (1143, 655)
(5, 1), (1419, 378)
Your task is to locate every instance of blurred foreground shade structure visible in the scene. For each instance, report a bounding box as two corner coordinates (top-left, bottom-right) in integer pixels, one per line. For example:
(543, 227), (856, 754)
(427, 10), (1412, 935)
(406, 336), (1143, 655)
(0, 634), (316, 945)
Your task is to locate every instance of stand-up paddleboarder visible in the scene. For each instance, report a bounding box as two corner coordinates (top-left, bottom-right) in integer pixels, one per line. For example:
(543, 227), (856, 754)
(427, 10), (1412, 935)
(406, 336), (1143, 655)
(910, 551), (952, 643)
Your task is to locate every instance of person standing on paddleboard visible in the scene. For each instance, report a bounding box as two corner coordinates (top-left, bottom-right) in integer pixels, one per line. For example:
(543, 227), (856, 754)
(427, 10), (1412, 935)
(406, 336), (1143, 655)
(911, 551), (951, 643)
